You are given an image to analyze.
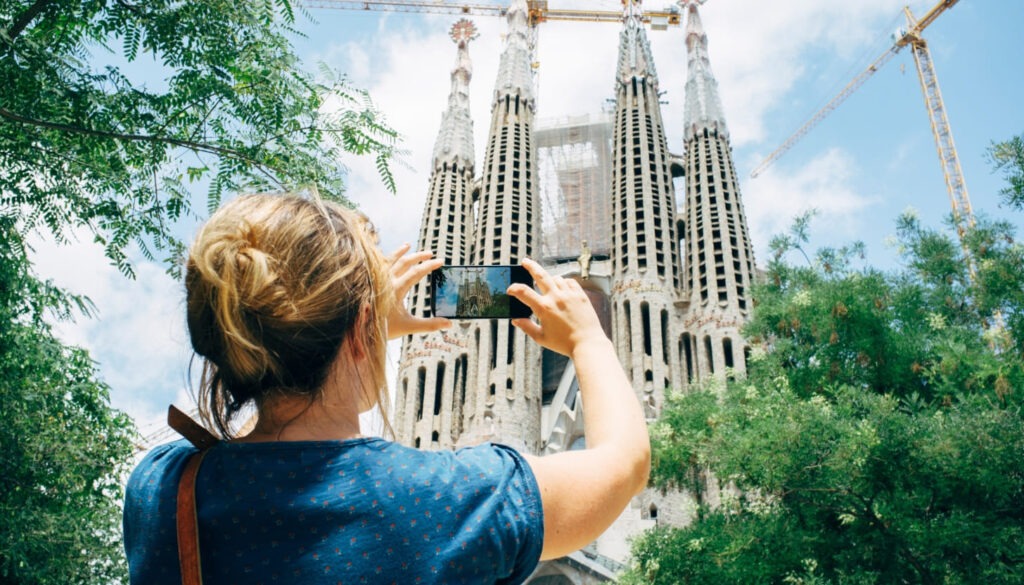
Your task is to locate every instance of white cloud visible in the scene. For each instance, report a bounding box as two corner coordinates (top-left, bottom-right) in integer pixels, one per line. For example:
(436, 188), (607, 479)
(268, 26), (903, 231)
(29, 231), (193, 437)
(742, 147), (876, 256)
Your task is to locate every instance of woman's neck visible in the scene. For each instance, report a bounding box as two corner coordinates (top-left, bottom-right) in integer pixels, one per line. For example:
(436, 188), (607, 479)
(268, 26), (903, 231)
(233, 346), (374, 443)
(234, 386), (364, 443)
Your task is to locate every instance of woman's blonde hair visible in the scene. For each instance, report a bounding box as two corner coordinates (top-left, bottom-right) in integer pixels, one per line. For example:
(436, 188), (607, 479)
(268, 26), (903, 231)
(185, 193), (393, 439)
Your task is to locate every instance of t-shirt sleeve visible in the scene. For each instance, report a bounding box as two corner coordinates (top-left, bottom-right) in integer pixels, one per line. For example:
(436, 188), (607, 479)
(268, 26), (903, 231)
(453, 443), (545, 584)
(123, 440), (195, 584)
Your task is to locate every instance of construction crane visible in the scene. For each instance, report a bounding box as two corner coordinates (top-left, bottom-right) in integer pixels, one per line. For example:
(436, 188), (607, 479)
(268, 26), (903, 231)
(750, 1), (974, 243)
(301, 1), (683, 29)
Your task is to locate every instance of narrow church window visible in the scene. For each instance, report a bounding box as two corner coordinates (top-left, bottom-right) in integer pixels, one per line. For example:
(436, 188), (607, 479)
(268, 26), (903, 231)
(416, 367), (426, 422)
(490, 320), (498, 369)
(682, 333), (695, 383)
(661, 309), (670, 364)
(641, 302), (652, 357)
(704, 336), (715, 374)
(507, 322), (515, 366)
(433, 362), (445, 417)
(623, 301), (632, 353)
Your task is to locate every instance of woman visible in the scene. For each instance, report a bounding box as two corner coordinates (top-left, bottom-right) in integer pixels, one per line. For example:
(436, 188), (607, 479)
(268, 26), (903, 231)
(124, 193), (650, 584)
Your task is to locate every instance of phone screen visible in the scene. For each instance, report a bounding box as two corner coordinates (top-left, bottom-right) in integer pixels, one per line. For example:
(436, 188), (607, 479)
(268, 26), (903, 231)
(430, 265), (533, 319)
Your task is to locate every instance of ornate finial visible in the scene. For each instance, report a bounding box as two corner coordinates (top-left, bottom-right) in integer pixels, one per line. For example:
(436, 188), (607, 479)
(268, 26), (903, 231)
(450, 18), (478, 46)
(622, 0), (643, 18)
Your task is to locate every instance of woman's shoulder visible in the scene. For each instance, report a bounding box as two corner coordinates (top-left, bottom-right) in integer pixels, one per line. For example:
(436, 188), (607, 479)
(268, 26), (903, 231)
(380, 440), (533, 475)
(127, 439), (197, 488)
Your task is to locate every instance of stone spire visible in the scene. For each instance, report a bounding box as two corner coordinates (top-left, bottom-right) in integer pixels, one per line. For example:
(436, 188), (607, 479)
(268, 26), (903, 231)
(458, 0), (543, 454)
(491, 0), (535, 108)
(682, 1), (728, 138)
(616, 0), (659, 86)
(678, 0), (756, 383)
(609, 0), (681, 417)
(432, 19), (477, 168)
(394, 20), (479, 450)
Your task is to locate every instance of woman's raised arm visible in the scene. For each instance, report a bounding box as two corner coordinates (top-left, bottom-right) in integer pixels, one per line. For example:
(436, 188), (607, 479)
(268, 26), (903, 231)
(509, 259), (650, 561)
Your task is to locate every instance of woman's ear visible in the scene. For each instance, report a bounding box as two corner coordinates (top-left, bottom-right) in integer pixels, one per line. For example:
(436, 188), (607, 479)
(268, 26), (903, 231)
(345, 304), (374, 361)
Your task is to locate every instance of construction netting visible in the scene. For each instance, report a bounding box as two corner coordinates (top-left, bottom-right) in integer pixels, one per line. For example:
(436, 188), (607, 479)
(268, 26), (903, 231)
(536, 112), (613, 262)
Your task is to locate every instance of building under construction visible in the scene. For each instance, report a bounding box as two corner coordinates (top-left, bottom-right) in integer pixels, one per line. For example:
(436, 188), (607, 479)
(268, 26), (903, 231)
(395, 0), (756, 581)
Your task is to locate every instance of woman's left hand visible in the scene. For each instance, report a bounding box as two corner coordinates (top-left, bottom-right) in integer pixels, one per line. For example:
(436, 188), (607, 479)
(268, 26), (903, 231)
(385, 244), (451, 339)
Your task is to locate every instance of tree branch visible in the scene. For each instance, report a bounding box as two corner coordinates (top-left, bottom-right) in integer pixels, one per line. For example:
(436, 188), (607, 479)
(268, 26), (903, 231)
(6, 0), (58, 42)
(0, 107), (284, 188)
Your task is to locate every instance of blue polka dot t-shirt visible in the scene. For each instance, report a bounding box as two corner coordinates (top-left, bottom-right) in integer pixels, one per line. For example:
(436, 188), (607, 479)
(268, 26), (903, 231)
(124, 438), (544, 584)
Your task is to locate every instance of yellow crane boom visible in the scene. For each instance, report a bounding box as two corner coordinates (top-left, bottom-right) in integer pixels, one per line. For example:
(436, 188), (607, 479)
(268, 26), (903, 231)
(301, 0), (682, 28)
(750, 1), (971, 240)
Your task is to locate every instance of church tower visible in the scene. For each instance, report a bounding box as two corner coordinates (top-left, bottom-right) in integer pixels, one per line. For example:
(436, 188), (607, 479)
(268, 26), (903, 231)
(678, 1), (756, 381)
(458, 0), (542, 452)
(395, 20), (478, 449)
(609, 0), (682, 419)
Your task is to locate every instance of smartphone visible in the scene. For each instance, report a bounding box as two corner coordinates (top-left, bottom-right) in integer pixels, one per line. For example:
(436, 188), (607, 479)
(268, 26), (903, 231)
(430, 265), (533, 319)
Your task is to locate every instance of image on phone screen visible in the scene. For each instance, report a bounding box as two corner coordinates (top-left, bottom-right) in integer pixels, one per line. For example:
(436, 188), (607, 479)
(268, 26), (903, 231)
(430, 265), (533, 319)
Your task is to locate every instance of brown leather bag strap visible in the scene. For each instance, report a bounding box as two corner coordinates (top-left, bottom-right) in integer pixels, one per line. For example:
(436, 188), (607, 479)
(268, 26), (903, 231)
(167, 405), (220, 585)
(176, 449), (209, 585)
(168, 405), (219, 450)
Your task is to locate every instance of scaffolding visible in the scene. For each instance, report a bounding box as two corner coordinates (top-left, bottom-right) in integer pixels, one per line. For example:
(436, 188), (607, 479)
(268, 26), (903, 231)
(536, 112), (614, 262)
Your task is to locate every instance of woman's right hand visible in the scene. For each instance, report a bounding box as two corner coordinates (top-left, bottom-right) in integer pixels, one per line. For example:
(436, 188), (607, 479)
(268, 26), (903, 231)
(510, 258), (650, 561)
(507, 258), (605, 358)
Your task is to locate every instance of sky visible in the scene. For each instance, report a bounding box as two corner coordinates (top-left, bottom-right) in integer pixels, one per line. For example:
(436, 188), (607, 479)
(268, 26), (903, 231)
(30, 0), (1024, 443)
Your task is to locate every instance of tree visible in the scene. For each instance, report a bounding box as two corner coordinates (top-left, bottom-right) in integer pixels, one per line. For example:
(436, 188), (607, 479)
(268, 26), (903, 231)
(0, 222), (137, 583)
(1, 0), (397, 275)
(990, 133), (1024, 211)
(620, 212), (1024, 585)
(1, 1), (400, 582)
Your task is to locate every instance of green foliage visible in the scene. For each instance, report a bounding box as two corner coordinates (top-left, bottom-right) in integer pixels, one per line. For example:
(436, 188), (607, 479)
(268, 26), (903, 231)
(989, 133), (1024, 211)
(0, 221), (136, 584)
(621, 213), (1024, 585)
(1, 0), (398, 276)
(1, 2), (396, 580)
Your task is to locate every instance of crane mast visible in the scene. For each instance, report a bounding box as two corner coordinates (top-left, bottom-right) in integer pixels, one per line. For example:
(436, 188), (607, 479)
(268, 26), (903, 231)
(902, 6), (973, 241)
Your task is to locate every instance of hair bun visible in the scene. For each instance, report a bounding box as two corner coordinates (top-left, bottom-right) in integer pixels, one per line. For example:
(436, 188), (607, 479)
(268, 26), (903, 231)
(186, 193), (395, 439)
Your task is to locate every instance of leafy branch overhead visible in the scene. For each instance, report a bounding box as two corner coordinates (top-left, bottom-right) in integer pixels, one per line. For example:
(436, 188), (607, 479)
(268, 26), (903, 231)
(0, 0), (398, 275)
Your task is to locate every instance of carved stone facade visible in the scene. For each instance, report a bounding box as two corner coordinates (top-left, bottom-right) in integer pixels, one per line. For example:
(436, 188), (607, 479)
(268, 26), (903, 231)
(396, 0), (755, 580)
(395, 0), (542, 456)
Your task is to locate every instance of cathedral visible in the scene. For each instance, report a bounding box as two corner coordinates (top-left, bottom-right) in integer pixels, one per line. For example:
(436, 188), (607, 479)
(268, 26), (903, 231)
(393, 1), (756, 581)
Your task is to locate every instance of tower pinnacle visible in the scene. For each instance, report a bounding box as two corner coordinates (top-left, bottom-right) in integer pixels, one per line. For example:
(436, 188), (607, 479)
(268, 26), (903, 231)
(617, 0), (659, 84)
(492, 0), (534, 108)
(432, 19), (477, 168)
(682, 1), (728, 137)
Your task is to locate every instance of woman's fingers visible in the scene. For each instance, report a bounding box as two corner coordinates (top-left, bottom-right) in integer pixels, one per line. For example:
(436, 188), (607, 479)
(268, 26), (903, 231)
(390, 247), (432, 277)
(422, 316), (451, 331)
(511, 317), (543, 342)
(507, 282), (544, 312)
(521, 257), (555, 294)
(396, 256), (441, 294)
(385, 243), (412, 267)
(389, 247), (439, 296)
